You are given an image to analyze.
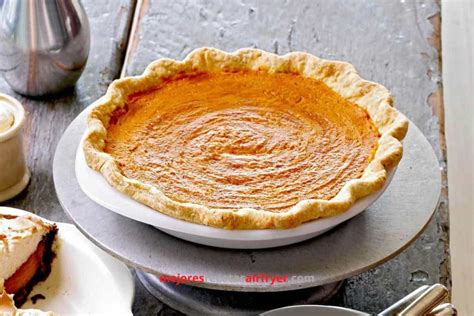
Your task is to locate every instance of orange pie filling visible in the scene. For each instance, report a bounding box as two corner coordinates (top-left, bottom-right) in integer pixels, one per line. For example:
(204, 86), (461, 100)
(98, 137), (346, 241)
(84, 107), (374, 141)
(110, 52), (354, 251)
(4, 241), (47, 295)
(3, 225), (57, 307)
(105, 71), (380, 212)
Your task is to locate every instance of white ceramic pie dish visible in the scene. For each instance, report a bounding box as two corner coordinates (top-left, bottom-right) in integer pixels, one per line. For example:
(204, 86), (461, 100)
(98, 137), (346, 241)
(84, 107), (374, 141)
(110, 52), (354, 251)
(75, 139), (396, 249)
(0, 207), (134, 315)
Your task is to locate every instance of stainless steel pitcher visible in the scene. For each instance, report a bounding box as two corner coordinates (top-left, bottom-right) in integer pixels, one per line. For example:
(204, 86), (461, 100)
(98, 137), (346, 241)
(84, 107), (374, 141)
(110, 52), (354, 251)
(0, 0), (90, 96)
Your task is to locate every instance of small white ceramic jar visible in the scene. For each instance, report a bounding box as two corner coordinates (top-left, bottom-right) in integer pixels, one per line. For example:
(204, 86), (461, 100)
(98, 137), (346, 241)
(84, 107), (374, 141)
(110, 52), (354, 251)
(0, 93), (30, 202)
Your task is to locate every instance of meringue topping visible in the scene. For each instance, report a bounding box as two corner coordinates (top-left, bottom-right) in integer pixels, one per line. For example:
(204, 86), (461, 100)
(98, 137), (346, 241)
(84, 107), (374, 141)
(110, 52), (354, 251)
(0, 215), (51, 284)
(0, 291), (56, 315)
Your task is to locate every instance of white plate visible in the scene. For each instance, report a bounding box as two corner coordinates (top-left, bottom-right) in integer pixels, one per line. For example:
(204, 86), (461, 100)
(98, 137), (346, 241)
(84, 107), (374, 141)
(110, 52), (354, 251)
(261, 305), (369, 316)
(75, 139), (396, 249)
(0, 207), (134, 315)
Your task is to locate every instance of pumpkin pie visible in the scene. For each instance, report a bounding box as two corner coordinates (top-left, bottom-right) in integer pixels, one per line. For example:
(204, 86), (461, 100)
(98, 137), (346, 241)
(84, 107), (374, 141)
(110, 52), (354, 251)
(83, 48), (408, 229)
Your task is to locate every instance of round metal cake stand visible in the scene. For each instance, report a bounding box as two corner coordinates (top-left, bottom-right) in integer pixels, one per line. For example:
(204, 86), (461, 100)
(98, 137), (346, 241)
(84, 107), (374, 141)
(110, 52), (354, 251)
(136, 271), (343, 315)
(53, 110), (440, 314)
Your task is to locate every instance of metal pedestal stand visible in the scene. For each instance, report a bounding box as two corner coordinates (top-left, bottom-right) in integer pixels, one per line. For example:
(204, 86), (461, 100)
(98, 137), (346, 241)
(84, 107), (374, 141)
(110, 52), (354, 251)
(53, 109), (440, 315)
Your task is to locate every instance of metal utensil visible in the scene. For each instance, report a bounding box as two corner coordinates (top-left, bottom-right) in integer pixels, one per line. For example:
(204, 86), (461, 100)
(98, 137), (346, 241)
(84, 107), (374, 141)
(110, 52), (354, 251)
(429, 303), (457, 315)
(379, 285), (430, 315)
(0, 0), (90, 96)
(398, 284), (449, 315)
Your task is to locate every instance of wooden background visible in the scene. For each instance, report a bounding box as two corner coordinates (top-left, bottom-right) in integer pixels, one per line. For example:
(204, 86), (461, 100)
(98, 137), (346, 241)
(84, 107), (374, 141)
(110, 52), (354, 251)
(442, 0), (473, 314)
(0, 0), (449, 314)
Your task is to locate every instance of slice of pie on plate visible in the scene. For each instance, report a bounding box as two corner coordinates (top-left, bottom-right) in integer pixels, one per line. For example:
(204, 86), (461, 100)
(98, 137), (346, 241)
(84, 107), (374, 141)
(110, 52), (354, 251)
(83, 47), (408, 229)
(0, 213), (58, 306)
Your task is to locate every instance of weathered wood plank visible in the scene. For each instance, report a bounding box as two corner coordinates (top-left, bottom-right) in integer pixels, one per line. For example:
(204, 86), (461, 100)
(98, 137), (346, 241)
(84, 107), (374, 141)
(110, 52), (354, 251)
(0, 0), (136, 220)
(441, 0), (473, 314)
(0, 1), (168, 313)
(124, 0), (448, 314)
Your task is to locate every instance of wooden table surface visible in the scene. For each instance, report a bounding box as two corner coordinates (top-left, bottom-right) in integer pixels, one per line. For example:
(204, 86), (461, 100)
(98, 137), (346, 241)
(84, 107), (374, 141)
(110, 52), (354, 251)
(1, 0), (449, 314)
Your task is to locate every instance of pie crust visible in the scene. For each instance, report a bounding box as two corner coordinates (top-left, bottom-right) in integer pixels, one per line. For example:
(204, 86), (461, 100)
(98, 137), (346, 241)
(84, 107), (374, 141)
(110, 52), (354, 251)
(83, 48), (408, 229)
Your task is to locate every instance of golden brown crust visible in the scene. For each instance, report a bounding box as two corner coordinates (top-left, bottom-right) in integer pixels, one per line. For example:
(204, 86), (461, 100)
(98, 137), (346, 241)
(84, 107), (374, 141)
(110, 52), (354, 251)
(83, 48), (408, 229)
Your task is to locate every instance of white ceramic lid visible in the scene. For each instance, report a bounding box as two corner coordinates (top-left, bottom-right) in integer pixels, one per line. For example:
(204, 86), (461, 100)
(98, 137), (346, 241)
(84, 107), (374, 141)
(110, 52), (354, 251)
(0, 93), (25, 141)
(0, 102), (14, 133)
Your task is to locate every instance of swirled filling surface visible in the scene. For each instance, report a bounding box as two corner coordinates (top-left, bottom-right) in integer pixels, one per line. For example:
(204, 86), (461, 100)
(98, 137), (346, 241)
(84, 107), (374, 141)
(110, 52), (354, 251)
(105, 71), (379, 212)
